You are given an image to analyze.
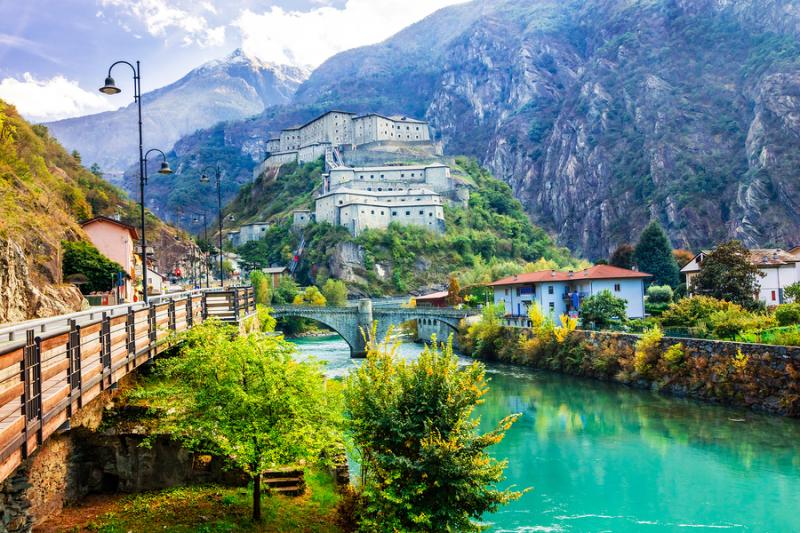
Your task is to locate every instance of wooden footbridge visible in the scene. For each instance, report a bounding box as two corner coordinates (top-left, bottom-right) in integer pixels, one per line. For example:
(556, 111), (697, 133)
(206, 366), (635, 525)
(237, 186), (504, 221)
(0, 286), (255, 484)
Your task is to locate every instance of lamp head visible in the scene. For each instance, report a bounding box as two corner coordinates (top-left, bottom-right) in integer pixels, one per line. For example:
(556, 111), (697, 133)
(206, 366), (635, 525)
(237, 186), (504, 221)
(158, 161), (173, 174)
(99, 76), (121, 95)
(200, 173), (209, 183)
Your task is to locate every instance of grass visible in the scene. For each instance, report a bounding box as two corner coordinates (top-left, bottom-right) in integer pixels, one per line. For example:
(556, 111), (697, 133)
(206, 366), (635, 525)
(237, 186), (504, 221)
(46, 468), (343, 533)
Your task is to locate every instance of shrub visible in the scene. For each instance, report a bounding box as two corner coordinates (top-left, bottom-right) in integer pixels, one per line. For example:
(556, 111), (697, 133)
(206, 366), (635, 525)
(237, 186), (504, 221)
(579, 290), (627, 329)
(464, 303), (504, 359)
(293, 286), (327, 306)
(775, 303), (800, 326)
(661, 296), (743, 328)
(708, 309), (775, 340)
(646, 284), (673, 304)
(662, 343), (685, 370)
(634, 326), (663, 377)
(553, 314), (578, 343)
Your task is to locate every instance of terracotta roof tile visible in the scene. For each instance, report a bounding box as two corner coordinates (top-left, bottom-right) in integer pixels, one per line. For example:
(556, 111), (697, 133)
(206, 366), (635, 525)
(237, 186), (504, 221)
(488, 265), (650, 287)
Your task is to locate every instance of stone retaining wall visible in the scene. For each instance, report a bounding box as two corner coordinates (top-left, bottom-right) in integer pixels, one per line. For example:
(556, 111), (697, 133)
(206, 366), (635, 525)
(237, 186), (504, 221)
(497, 327), (800, 416)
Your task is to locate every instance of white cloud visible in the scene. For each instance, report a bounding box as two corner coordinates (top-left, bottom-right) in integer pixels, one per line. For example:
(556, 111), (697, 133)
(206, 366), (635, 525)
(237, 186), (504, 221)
(100, 0), (225, 47)
(235, 0), (466, 67)
(0, 73), (116, 122)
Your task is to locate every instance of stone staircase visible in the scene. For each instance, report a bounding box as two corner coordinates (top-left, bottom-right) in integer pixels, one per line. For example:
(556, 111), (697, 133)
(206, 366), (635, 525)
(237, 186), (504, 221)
(263, 468), (305, 497)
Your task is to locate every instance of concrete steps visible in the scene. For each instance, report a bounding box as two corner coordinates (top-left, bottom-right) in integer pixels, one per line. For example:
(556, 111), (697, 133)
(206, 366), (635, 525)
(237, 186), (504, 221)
(263, 468), (305, 497)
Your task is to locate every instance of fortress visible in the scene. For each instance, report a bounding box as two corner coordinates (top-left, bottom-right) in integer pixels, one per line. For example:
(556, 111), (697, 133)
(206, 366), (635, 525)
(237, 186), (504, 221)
(254, 110), (469, 237)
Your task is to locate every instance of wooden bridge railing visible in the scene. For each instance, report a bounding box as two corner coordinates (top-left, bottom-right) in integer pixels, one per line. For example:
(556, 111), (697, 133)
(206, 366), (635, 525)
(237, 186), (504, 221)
(0, 285), (255, 483)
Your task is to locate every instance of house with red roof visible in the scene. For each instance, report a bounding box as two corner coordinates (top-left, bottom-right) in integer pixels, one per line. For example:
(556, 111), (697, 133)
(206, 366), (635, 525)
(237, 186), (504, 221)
(488, 265), (651, 319)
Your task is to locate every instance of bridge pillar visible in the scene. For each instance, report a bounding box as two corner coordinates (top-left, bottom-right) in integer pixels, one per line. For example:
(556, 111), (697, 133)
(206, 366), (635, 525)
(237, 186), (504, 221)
(352, 299), (373, 358)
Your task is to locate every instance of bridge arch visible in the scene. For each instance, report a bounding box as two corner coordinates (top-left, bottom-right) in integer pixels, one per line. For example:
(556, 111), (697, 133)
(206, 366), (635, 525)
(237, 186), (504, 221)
(271, 306), (365, 356)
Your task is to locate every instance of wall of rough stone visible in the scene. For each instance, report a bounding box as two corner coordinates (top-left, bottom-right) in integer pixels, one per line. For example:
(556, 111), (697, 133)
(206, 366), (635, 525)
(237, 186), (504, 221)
(496, 327), (800, 416)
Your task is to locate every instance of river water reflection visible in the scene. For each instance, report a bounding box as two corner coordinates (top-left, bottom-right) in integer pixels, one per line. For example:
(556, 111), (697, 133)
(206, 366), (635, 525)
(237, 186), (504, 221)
(290, 334), (800, 532)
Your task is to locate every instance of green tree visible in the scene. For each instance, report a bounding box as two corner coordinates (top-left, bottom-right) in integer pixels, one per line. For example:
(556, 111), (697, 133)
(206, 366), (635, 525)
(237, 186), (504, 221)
(691, 240), (764, 309)
(320, 279), (347, 306)
(579, 290), (627, 328)
(646, 284), (673, 304)
(784, 282), (800, 302)
(609, 244), (635, 269)
(62, 240), (126, 293)
(634, 221), (680, 287)
(239, 240), (270, 270)
(250, 270), (271, 306)
(446, 276), (463, 306)
(345, 332), (523, 532)
(132, 320), (340, 521)
(273, 276), (299, 304)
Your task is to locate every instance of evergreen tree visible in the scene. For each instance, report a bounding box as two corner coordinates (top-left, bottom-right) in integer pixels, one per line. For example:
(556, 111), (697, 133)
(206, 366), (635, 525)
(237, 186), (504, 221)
(634, 221), (680, 287)
(609, 244), (635, 269)
(691, 240), (764, 309)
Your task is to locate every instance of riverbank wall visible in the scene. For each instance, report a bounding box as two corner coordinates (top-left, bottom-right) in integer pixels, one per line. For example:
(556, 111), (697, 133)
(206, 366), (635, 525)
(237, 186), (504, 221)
(474, 327), (800, 416)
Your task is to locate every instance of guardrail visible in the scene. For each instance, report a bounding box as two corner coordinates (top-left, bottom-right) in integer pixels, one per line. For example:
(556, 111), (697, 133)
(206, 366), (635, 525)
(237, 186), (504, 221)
(0, 286), (255, 482)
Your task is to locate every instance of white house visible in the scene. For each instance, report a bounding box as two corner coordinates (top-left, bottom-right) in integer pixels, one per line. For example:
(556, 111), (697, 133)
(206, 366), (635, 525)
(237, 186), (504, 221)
(681, 248), (800, 306)
(488, 265), (651, 319)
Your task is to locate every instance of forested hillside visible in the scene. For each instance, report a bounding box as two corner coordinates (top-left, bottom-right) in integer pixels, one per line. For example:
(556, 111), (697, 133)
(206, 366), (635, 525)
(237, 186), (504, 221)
(229, 158), (584, 296)
(0, 100), (182, 322)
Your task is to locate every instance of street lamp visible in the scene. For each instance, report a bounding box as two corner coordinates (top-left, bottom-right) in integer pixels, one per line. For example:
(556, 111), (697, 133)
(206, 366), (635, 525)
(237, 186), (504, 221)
(99, 60), (173, 304)
(200, 164), (225, 286)
(189, 211), (211, 288)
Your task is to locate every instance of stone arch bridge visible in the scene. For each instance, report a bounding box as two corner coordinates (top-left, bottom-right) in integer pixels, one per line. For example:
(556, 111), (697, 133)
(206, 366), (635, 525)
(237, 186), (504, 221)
(271, 300), (479, 357)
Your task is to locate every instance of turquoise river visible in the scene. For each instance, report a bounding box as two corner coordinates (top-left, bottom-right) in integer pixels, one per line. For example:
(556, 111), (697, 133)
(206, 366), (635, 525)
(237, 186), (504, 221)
(290, 335), (800, 532)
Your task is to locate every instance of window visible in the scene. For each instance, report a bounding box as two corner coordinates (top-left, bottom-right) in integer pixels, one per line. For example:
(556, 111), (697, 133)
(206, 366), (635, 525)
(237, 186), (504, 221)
(338, 200), (343, 205)
(429, 212), (433, 217)
(419, 210), (424, 215)
(772, 290), (777, 301)
(392, 211), (397, 216)
(401, 173), (405, 178)
(504, 289), (509, 296)
(378, 188), (382, 191)
(370, 210), (375, 215)
(548, 286), (554, 295)
(381, 174), (385, 179)
(516, 288), (521, 296)
(411, 173), (415, 177)
(549, 302), (555, 311)
(370, 175), (374, 179)
(380, 211), (384, 215)
(405, 211), (410, 216)
(614, 283), (621, 292)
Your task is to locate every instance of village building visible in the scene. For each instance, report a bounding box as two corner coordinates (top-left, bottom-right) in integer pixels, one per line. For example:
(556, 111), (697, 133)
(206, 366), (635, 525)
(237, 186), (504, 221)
(315, 187), (445, 236)
(681, 248), (800, 305)
(228, 222), (269, 247)
(262, 266), (289, 287)
(292, 209), (313, 229)
(80, 216), (139, 303)
(488, 265), (651, 319)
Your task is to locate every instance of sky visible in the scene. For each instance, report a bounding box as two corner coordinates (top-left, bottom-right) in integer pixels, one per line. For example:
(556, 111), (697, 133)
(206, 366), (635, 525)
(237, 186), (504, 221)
(0, 0), (467, 122)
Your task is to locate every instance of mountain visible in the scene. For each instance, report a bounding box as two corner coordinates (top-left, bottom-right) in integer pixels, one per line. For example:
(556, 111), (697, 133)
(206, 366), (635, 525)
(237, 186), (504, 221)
(44, 49), (309, 176)
(131, 0), (800, 258)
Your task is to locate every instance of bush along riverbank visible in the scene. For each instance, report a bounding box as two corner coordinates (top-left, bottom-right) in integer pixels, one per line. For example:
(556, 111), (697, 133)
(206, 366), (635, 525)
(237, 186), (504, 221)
(460, 307), (800, 416)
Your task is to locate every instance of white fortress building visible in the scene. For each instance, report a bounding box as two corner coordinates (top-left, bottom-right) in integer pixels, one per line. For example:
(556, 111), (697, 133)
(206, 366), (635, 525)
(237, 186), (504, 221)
(316, 187), (445, 236)
(259, 110), (433, 170)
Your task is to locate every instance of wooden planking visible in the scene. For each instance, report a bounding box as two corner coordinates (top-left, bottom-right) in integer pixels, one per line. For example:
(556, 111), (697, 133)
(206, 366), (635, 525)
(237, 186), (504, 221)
(0, 349), (22, 373)
(0, 289), (252, 485)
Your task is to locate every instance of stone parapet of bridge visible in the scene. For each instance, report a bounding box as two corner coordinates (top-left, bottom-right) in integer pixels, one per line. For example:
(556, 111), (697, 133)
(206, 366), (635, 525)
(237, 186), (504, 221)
(271, 300), (478, 357)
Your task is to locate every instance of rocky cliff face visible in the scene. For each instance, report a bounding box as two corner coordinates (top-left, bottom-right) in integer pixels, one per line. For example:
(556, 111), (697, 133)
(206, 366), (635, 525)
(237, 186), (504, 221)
(108, 0), (800, 257)
(0, 238), (85, 324)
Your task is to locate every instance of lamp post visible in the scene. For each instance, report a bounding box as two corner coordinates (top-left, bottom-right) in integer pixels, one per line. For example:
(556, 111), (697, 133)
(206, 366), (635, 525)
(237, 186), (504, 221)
(99, 62), (173, 303)
(190, 211), (211, 288)
(200, 165), (225, 286)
